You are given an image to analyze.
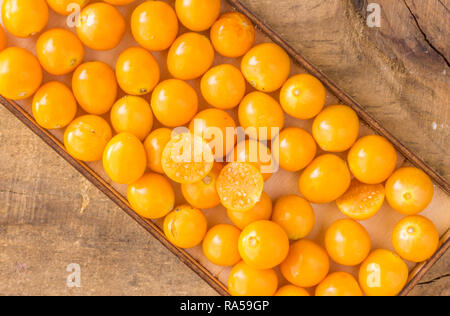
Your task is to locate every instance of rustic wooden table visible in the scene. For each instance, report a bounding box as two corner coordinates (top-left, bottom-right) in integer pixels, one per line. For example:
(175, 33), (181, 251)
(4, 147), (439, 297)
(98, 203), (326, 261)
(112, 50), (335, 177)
(0, 0), (448, 295)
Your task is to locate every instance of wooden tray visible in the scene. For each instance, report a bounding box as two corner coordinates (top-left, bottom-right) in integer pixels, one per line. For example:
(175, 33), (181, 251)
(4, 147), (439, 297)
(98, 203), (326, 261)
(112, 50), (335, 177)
(1, 0), (449, 296)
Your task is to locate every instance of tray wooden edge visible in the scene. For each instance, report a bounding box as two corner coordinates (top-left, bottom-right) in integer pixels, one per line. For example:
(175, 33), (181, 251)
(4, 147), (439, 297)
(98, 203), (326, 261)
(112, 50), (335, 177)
(227, 0), (449, 196)
(228, 0), (450, 296)
(3, 96), (448, 297)
(400, 229), (450, 296)
(0, 0), (448, 297)
(0, 95), (230, 297)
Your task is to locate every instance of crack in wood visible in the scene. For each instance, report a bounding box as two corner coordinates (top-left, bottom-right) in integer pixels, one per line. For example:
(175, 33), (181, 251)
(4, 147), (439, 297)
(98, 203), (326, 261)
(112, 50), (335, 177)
(437, 0), (450, 14)
(402, 0), (450, 67)
(417, 273), (450, 286)
(0, 189), (29, 197)
(0, 188), (66, 199)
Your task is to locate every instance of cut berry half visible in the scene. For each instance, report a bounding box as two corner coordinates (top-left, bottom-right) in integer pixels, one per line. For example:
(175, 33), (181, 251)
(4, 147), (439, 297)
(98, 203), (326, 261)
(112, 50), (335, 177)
(336, 179), (385, 220)
(162, 132), (214, 184)
(216, 162), (264, 212)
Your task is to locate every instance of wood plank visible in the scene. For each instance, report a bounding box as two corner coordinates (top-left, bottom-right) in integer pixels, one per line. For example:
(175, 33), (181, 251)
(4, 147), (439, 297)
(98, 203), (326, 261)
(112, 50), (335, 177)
(0, 0), (449, 296)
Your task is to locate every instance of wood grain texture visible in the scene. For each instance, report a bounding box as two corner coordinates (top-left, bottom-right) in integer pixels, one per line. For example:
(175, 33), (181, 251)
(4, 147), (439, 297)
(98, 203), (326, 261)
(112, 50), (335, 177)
(0, 0), (449, 296)
(240, 0), (450, 182)
(1, 105), (447, 297)
(0, 106), (216, 296)
(1, 104), (447, 296)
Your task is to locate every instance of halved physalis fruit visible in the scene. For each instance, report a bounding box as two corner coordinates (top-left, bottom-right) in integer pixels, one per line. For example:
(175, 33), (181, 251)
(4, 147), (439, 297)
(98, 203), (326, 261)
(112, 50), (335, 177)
(162, 132), (214, 184)
(336, 179), (385, 221)
(216, 162), (264, 212)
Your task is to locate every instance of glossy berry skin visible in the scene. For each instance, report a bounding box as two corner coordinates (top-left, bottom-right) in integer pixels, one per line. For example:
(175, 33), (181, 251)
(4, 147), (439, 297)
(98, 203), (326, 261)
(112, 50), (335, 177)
(32, 81), (77, 130)
(336, 179), (385, 221)
(385, 167), (434, 215)
(167, 32), (214, 80)
(299, 154), (351, 204)
(216, 162), (264, 212)
(144, 128), (172, 174)
(76, 2), (125, 50)
(275, 127), (317, 172)
(163, 205), (208, 249)
(272, 195), (315, 240)
(175, 0), (221, 32)
(103, 133), (147, 185)
(392, 215), (439, 263)
(64, 115), (112, 162)
(228, 261), (278, 297)
(0, 47), (43, 100)
(116, 47), (160, 96)
(0, 27), (6, 51)
(127, 173), (175, 220)
(325, 219), (371, 266)
(72, 61), (117, 115)
(240, 43), (290, 93)
(348, 135), (397, 185)
(131, 1), (178, 52)
(189, 109), (237, 159)
(280, 239), (330, 288)
(232, 140), (274, 181)
(241, 43), (290, 93)
(202, 224), (241, 267)
(280, 74), (326, 120)
(210, 12), (255, 58)
(110, 96), (153, 141)
(315, 272), (363, 297)
(312, 105), (360, 152)
(36, 28), (84, 76)
(359, 249), (408, 296)
(47, 0), (89, 16)
(201, 64), (246, 110)
(238, 220), (289, 270)
(151, 79), (198, 127)
(238, 92), (285, 141)
(2, 0), (48, 38)
(275, 285), (310, 297)
(181, 163), (222, 210)
(227, 192), (273, 230)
